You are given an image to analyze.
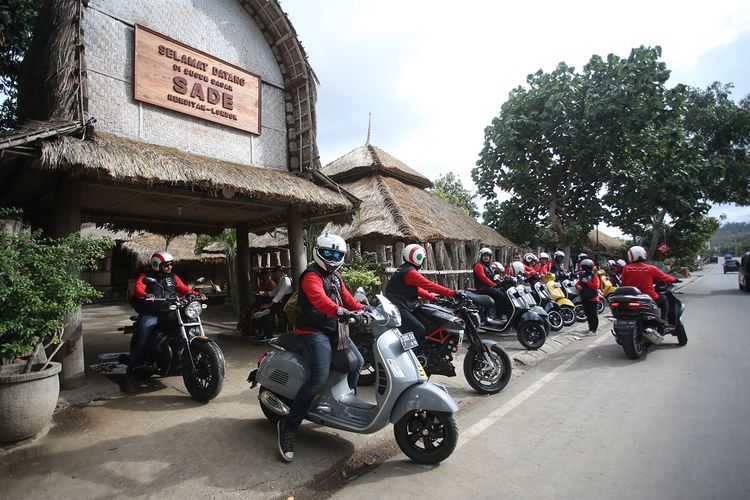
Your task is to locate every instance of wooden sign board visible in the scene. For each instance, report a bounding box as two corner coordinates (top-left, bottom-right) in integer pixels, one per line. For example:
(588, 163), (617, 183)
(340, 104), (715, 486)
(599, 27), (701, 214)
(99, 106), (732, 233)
(134, 25), (261, 134)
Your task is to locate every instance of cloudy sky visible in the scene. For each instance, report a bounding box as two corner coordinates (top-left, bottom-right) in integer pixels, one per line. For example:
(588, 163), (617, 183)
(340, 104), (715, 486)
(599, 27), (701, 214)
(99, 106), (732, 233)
(281, 0), (750, 231)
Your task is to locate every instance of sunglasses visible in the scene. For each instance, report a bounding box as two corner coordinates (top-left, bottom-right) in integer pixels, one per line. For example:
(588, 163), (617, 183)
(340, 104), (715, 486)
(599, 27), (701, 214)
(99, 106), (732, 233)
(161, 262), (173, 268)
(321, 249), (344, 260)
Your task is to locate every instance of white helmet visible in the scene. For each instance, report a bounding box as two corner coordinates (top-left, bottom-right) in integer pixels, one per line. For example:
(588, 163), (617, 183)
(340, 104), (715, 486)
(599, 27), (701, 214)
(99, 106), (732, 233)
(539, 252), (549, 260)
(554, 250), (565, 258)
(150, 251), (174, 271)
(616, 259), (627, 268)
(578, 252), (589, 260)
(478, 247), (493, 260)
(580, 258), (594, 271)
(607, 260), (616, 267)
(403, 243), (427, 267)
(314, 233), (347, 272)
(509, 261), (525, 276)
(523, 252), (538, 265)
(491, 261), (505, 274)
(628, 245), (647, 263)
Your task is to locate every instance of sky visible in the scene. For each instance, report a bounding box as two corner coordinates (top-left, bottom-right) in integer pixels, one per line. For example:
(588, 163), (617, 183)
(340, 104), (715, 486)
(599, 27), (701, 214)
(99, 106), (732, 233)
(279, 1), (750, 234)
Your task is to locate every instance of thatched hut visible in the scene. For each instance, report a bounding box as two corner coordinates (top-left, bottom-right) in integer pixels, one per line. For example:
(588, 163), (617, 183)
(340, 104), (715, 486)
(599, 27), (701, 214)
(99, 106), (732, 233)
(583, 229), (626, 261)
(0, 0), (359, 386)
(320, 141), (519, 288)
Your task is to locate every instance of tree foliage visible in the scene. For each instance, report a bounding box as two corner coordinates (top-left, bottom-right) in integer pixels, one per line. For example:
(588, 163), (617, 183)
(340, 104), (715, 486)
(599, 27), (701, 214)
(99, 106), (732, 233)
(0, 0), (43, 129)
(710, 221), (750, 256)
(432, 172), (479, 219)
(474, 45), (750, 265)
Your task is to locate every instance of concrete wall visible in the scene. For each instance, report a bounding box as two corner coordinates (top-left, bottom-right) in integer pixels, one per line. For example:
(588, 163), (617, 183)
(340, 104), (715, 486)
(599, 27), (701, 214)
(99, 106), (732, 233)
(83, 0), (287, 169)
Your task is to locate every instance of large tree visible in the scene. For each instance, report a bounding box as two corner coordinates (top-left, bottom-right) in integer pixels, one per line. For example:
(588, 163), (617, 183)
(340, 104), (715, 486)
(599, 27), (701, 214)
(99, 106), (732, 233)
(432, 172), (479, 219)
(473, 61), (610, 254)
(0, 0), (43, 129)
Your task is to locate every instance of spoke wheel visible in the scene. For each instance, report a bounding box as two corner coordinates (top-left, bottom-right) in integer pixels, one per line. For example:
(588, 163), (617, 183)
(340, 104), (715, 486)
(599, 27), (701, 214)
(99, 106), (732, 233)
(394, 410), (458, 464)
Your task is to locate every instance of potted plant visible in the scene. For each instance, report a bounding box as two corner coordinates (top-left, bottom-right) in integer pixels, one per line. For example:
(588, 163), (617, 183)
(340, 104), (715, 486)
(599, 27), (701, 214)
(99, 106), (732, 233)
(0, 208), (112, 443)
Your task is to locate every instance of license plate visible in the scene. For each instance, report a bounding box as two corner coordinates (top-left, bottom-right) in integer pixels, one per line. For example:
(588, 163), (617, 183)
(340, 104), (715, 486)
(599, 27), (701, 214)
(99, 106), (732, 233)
(615, 320), (637, 327)
(399, 332), (419, 351)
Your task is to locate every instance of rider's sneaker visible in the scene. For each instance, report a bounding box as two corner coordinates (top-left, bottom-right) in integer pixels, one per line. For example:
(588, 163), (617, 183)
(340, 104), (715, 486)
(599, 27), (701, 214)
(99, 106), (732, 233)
(277, 418), (295, 462)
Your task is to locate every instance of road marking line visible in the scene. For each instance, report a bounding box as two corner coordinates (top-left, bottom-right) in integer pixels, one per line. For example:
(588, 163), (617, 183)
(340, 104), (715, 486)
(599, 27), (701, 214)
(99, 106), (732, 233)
(679, 264), (717, 291)
(457, 334), (610, 449)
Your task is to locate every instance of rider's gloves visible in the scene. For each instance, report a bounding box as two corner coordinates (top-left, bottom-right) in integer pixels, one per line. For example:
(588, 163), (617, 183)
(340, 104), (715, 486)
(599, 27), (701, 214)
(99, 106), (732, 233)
(336, 307), (356, 323)
(453, 290), (466, 300)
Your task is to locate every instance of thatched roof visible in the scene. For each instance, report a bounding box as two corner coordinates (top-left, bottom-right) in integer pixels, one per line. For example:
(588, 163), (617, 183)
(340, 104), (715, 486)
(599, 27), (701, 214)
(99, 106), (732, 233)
(325, 175), (516, 248)
(322, 144), (433, 189)
(249, 229), (289, 250)
(120, 232), (227, 265)
(39, 129), (355, 215)
(584, 229), (626, 255)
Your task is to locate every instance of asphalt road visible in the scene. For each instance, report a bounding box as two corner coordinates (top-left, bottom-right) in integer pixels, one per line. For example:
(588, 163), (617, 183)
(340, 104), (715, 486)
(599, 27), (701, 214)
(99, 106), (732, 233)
(331, 266), (750, 500)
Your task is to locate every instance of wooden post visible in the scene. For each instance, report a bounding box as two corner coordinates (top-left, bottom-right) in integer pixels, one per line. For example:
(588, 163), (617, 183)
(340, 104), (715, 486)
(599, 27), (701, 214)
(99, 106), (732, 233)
(272, 250), (281, 267)
(435, 241), (447, 270)
(236, 222), (250, 310)
(385, 245), (393, 266)
(458, 243), (467, 270)
(426, 243), (435, 270)
(354, 240), (362, 258)
(395, 242), (404, 266)
(376, 244), (387, 264)
(287, 205), (306, 285)
(281, 248), (290, 268)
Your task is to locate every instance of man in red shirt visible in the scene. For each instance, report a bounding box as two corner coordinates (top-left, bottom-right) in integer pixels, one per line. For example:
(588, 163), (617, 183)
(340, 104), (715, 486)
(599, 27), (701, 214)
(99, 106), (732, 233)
(385, 243), (463, 340)
(534, 252), (552, 274)
(276, 233), (365, 463)
(621, 245), (678, 321)
(472, 247), (508, 318)
(575, 259), (601, 335)
(125, 251), (195, 394)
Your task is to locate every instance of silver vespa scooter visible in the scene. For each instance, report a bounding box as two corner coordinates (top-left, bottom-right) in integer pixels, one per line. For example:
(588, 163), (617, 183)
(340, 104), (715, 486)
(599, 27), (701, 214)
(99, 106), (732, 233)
(247, 294), (459, 464)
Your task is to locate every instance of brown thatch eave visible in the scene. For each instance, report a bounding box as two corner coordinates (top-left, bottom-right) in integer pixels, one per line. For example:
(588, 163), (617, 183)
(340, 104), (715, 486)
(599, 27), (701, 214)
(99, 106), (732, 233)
(39, 130), (356, 212)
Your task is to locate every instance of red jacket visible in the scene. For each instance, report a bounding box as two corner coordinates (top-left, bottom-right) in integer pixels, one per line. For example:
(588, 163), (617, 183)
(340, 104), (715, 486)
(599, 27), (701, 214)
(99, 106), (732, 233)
(621, 261), (677, 300)
(403, 269), (455, 298)
(296, 271), (364, 334)
(575, 273), (600, 302)
(534, 261), (551, 274)
(473, 262), (497, 289)
(133, 272), (192, 298)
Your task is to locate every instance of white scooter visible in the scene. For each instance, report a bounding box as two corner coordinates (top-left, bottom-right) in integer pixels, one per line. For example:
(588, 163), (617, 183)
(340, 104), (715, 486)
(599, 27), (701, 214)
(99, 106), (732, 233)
(247, 294), (460, 464)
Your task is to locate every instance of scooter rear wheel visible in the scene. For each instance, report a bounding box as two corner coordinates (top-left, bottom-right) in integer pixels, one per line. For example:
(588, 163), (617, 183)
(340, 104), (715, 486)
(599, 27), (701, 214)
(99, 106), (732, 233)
(622, 332), (645, 360)
(574, 305), (587, 322)
(596, 300), (606, 315)
(394, 410), (458, 464)
(463, 343), (512, 394)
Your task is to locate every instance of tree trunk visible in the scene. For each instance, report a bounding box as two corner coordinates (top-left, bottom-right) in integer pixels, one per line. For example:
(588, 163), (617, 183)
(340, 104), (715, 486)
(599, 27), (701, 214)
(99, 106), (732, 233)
(648, 210), (667, 257)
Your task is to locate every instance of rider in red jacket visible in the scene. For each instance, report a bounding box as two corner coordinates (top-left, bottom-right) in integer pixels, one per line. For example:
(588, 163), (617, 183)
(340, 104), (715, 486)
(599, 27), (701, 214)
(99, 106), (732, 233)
(621, 245), (678, 321)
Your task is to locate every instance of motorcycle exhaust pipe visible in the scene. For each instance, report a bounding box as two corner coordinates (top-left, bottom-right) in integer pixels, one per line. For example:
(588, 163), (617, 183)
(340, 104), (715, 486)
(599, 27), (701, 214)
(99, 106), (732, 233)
(642, 328), (664, 344)
(258, 389), (290, 416)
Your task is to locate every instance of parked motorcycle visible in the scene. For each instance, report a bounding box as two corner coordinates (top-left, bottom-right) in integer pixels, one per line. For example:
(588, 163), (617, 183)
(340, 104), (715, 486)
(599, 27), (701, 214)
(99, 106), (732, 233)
(118, 277), (225, 402)
(541, 273), (577, 326)
(414, 294), (513, 394)
(560, 273), (587, 322)
(525, 275), (564, 332)
(609, 281), (687, 359)
(466, 278), (550, 350)
(247, 294), (460, 464)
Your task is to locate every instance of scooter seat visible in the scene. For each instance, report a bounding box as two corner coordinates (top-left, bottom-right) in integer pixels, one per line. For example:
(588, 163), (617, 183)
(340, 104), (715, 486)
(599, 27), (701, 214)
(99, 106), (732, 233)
(339, 392), (377, 410)
(612, 286), (642, 296)
(270, 333), (301, 352)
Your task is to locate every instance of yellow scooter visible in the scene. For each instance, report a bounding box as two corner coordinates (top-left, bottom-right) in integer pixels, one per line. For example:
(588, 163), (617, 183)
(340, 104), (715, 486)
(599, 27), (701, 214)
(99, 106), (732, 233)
(597, 269), (618, 314)
(541, 273), (576, 326)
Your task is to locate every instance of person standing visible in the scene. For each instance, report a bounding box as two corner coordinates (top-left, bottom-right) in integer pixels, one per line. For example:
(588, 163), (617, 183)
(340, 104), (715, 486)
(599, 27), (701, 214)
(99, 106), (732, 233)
(575, 258), (600, 335)
(253, 265), (293, 340)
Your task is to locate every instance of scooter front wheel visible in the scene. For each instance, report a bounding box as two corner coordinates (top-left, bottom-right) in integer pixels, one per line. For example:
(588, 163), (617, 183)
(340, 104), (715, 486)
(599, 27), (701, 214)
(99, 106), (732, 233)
(547, 310), (564, 331)
(394, 410), (458, 464)
(518, 322), (546, 350)
(560, 307), (576, 326)
(596, 300), (606, 315)
(675, 320), (688, 346)
(182, 341), (225, 402)
(463, 343), (512, 394)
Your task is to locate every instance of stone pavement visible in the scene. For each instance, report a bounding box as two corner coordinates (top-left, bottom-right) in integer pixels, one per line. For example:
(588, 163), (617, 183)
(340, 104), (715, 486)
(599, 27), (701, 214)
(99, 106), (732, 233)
(0, 265), (712, 499)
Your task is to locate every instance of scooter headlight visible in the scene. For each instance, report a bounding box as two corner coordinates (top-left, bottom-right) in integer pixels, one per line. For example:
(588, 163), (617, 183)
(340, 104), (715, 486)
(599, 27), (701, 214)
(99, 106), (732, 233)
(376, 294), (401, 327)
(185, 300), (204, 319)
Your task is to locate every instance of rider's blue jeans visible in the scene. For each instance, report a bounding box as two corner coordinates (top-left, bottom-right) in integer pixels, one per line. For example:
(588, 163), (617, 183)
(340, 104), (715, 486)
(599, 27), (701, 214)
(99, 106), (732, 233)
(126, 314), (159, 378)
(285, 332), (363, 431)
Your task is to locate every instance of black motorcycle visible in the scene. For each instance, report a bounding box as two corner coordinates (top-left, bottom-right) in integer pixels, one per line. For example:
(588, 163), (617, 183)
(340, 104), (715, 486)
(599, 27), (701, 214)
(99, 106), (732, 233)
(354, 293), (512, 394)
(118, 277), (225, 402)
(609, 281), (687, 359)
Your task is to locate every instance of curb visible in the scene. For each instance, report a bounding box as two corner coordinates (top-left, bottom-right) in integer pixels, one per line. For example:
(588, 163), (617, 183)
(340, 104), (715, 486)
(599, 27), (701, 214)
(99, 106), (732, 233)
(511, 321), (606, 368)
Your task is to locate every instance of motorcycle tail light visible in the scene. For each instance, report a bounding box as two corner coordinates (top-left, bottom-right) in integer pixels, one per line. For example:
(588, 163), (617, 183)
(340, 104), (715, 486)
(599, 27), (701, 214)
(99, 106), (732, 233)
(610, 302), (620, 308)
(257, 352), (269, 367)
